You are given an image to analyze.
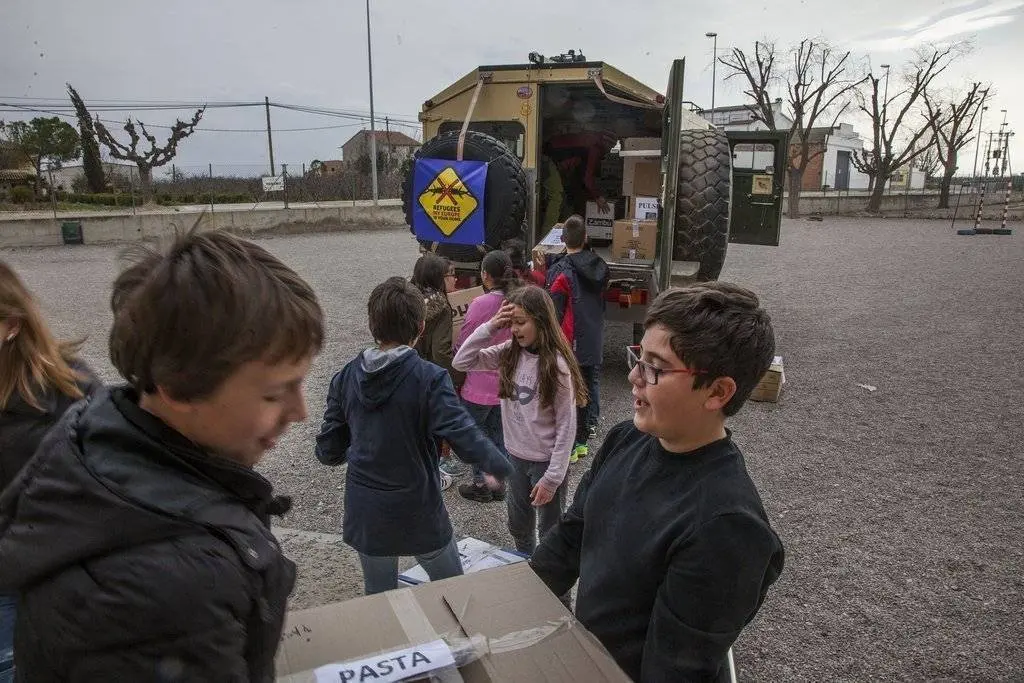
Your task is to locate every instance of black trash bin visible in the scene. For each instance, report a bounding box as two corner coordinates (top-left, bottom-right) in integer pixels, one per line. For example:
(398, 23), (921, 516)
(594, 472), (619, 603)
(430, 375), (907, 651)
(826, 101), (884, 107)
(60, 220), (83, 245)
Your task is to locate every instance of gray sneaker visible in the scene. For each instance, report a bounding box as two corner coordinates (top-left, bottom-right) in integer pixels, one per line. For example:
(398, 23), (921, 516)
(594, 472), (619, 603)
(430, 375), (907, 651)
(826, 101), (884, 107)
(440, 471), (454, 491)
(439, 457), (470, 477)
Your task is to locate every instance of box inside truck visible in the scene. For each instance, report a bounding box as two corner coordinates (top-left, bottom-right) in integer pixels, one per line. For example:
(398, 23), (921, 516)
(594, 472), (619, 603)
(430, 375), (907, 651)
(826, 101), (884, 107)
(537, 82), (661, 234)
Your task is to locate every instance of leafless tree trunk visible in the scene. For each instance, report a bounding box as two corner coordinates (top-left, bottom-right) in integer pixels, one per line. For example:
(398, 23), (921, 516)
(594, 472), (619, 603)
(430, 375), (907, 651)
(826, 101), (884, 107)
(924, 83), (988, 208)
(851, 46), (960, 212)
(86, 91), (204, 203)
(719, 39), (865, 217)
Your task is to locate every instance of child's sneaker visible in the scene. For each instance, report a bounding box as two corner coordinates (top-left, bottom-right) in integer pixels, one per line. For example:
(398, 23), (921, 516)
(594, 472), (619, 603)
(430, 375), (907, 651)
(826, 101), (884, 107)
(458, 482), (494, 502)
(571, 444), (589, 463)
(439, 457), (470, 477)
(440, 472), (454, 491)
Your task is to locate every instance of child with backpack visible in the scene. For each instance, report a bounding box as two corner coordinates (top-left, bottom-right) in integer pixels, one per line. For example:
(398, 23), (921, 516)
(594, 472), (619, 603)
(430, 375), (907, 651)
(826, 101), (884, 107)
(410, 254), (463, 489)
(316, 277), (510, 594)
(453, 285), (588, 555)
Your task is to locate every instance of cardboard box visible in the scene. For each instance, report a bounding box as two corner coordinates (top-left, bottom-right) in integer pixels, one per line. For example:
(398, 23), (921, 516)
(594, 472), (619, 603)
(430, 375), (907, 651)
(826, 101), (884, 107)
(448, 286), (485, 341)
(531, 226), (566, 273)
(611, 219), (658, 262)
(275, 562), (630, 682)
(627, 196), (659, 220)
(750, 356), (785, 402)
(621, 137), (661, 152)
(622, 160), (661, 197)
(585, 201), (615, 240)
(399, 537), (526, 587)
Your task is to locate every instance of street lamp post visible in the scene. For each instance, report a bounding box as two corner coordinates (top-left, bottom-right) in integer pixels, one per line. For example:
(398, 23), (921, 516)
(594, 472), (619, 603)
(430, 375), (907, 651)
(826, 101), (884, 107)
(705, 32), (718, 118)
(972, 98), (989, 179)
(365, 0), (379, 206)
(880, 64), (891, 123)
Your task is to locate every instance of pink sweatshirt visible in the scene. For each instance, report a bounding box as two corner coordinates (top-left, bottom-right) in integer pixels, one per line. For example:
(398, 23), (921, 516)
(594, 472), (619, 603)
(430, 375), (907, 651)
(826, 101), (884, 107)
(455, 291), (511, 406)
(453, 320), (577, 491)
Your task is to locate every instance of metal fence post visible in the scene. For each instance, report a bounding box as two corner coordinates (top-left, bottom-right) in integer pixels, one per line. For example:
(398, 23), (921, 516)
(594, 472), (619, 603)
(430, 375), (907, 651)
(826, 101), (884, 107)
(282, 164), (289, 209)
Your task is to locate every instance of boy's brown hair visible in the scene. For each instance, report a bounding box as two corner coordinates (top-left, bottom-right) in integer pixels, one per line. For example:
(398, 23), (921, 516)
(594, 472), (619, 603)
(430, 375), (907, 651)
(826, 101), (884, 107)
(368, 276), (425, 345)
(109, 229), (324, 401)
(561, 214), (587, 249)
(644, 282), (774, 416)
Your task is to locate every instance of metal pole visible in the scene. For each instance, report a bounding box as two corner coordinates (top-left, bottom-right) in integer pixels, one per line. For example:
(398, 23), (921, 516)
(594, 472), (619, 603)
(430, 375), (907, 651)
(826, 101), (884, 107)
(972, 102), (988, 179)
(209, 162), (214, 213)
(365, 0), (379, 206)
(880, 65), (891, 130)
(265, 96), (276, 176)
(282, 164), (289, 210)
(706, 32), (718, 115)
(985, 132), (993, 176)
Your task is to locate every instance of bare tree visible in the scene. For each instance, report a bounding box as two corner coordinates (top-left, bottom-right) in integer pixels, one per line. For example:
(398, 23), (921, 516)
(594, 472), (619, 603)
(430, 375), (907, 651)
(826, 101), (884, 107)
(924, 82), (988, 208)
(84, 88), (204, 201)
(718, 41), (780, 130)
(719, 39), (865, 217)
(851, 46), (958, 212)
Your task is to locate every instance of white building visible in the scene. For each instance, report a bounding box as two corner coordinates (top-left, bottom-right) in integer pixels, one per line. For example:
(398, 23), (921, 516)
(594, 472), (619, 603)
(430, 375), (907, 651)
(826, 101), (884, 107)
(51, 161), (137, 191)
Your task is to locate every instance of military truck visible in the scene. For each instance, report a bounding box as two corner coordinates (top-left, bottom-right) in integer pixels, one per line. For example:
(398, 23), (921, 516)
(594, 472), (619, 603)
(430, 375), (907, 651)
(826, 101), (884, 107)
(402, 56), (787, 341)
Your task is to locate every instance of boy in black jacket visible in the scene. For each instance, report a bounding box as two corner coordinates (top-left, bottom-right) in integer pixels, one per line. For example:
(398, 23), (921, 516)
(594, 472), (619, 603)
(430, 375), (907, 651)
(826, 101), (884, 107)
(316, 277), (510, 594)
(530, 283), (785, 682)
(0, 229), (325, 682)
(545, 215), (609, 460)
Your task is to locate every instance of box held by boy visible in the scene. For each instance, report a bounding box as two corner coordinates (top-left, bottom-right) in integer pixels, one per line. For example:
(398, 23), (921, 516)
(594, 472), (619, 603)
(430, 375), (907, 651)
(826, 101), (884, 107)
(750, 356), (785, 402)
(448, 286), (485, 341)
(611, 219), (658, 262)
(531, 226), (567, 275)
(275, 562), (630, 682)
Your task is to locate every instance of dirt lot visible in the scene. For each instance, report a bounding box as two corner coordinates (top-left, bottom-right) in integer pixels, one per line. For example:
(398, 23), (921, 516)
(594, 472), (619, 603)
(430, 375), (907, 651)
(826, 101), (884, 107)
(3, 217), (1021, 681)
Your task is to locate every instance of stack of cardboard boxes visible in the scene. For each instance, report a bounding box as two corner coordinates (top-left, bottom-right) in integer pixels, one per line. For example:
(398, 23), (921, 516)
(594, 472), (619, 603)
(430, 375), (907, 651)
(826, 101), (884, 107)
(612, 137), (661, 263)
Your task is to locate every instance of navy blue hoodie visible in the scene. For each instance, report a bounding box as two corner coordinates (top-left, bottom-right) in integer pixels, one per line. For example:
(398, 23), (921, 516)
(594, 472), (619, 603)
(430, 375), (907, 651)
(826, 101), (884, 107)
(545, 250), (610, 367)
(315, 347), (511, 556)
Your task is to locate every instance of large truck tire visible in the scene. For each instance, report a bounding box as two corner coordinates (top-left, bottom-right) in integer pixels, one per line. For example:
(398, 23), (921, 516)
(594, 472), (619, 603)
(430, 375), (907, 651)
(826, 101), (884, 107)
(402, 130), (527, 263)
(674, 129), (731, 281)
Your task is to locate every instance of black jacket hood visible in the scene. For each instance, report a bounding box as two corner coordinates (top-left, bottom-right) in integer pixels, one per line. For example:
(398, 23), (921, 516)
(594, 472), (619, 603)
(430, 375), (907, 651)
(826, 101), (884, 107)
(563, 250), (610, 291)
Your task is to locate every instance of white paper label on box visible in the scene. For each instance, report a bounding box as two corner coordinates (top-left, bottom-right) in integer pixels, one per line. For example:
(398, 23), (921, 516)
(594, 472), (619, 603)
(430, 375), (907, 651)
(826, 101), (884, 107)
(314, 639), (455, 683)
(631, 222), (640, 238)
(629, 249), (637, 259)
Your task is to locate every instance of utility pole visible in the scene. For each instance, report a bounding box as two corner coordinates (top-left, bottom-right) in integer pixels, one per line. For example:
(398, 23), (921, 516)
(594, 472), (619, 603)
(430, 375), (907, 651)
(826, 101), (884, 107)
(365, 0), (379, 206)
(972, 98), (989, 179)
(985, 132), (994, 177)
(705, 32), (718, 115)
(265, 96), (276, 177)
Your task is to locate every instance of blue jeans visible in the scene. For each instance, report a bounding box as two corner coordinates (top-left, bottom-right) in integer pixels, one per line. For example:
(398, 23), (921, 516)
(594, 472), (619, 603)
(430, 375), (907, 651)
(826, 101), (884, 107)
(358, 537), (463, 595)
(462, 400), (506, 485)
(576, 364), (601, 444)
(0, 593), (15, 682)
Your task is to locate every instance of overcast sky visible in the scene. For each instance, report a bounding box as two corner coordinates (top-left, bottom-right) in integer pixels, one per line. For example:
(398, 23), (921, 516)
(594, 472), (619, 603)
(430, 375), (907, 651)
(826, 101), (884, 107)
(1, 0), (1021, 176)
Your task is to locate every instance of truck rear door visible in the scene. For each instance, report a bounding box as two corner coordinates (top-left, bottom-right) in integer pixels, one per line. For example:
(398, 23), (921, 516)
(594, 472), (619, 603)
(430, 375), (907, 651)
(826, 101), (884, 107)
(725, 130), (788, 246)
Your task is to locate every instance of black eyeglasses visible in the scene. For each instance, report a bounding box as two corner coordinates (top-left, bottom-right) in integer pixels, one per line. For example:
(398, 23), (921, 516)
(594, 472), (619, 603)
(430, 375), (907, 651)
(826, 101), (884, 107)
(626, 345), (707, 386)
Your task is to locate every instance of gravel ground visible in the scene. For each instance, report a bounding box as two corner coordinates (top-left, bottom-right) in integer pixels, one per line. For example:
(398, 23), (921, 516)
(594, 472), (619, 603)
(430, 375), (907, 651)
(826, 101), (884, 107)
(3, 218), (1021, 681)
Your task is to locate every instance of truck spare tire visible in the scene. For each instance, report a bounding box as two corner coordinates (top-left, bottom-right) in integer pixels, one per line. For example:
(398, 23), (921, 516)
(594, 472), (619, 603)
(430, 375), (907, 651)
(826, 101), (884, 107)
(674, 129), (731, 280)
(402, 130), (527, 263)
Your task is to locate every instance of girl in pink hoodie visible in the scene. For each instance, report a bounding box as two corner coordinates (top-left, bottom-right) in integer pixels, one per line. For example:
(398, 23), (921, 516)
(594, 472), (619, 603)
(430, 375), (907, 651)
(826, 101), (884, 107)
(453, 285), (588, 554)
(452, 251), (521, 501)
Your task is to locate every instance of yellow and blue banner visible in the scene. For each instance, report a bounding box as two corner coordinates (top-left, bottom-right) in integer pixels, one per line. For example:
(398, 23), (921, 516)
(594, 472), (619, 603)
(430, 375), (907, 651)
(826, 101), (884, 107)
(412, 158), (488, 245)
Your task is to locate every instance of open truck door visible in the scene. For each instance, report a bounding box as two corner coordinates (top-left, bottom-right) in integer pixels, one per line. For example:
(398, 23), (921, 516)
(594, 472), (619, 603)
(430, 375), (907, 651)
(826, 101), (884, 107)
(657, 58), (734, 287)
(726, 130), (788, 246)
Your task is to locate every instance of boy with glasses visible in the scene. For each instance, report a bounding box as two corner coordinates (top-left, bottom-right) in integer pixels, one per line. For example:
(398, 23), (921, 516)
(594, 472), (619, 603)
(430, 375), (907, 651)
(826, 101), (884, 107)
(530, 282), (785, 682)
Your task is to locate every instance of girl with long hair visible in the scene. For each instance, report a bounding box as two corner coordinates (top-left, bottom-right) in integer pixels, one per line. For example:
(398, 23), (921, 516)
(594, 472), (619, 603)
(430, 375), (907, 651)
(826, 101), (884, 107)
(0, 260), (98, 680)
(453, 285), (588, 554)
